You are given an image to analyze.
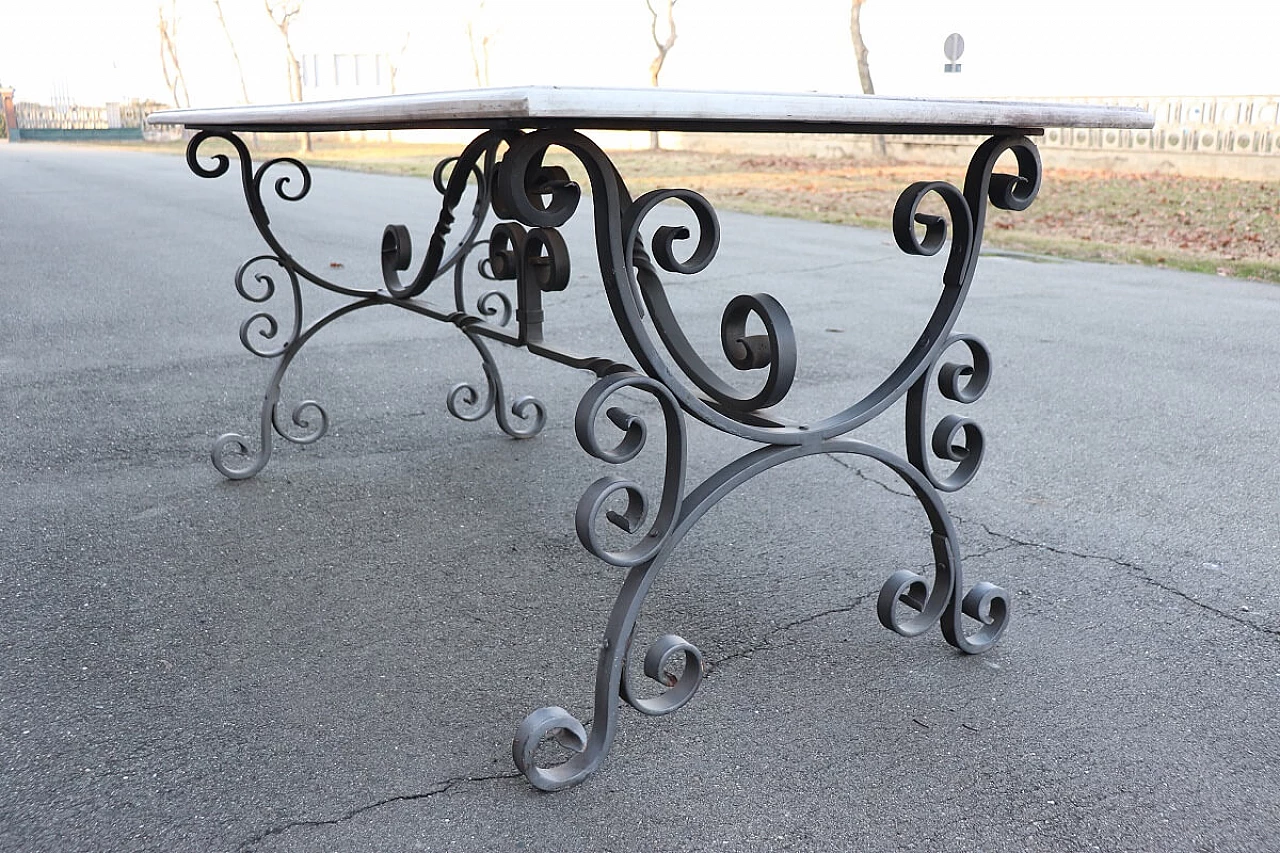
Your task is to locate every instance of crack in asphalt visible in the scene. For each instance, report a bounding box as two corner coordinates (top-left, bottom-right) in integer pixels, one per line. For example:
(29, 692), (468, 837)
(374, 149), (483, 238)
(706, 592), (878, 673)
(235, 771), (520, 851)
(221, 456), (996, 847)
(822, 454), (1280, 640)
(972, 521), (1280, 639)
(825, 452), (915, 498)
(231, 447), (1270, 848)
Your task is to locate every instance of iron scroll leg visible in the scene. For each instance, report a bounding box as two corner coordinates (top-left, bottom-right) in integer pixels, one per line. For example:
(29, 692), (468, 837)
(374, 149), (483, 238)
(513, 370), (700, 791)
(445, 238), (549, 438)
(513, 550), (702, 791)
(211, 298), (375, 479)
(186, 128), (522, 479)
(514, 434), (1009, 790)
(505, 133), (1038, 789)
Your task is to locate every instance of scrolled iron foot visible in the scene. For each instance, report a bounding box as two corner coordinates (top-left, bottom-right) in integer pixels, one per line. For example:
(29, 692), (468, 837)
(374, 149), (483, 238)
(858, 451), (1010, 655)
(512, 633), (703, 791)
(211, 432), (270, 480)
(877, 569), (1010, 655)
(497, 395), (547, 439)
(446, 380), (492, 423)
(942, 580), (1009, 654)
(876, 569), (933, 636)
(447, 334), (547, 439)
(621, 633), (704, 717)
(512, 706), (593, 792)
(272, 398), (329, 445)
(447, 377), (547, 439)
(211, 397), (327, 481)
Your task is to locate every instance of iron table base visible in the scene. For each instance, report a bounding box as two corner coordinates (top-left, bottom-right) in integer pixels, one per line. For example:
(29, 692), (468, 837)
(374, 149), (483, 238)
(186, 127), (1035, 790)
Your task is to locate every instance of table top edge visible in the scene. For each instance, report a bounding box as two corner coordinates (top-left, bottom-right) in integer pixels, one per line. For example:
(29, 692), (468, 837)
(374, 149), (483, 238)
(146, 85), (1156, 132)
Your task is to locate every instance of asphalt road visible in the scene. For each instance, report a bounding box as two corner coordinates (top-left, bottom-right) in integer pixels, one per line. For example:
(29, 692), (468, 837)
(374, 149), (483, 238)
(2, 142), (1278, 853)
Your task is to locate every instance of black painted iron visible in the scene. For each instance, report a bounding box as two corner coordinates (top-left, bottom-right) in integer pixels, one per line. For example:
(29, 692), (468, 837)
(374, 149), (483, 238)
(185, 126), (1040, 790)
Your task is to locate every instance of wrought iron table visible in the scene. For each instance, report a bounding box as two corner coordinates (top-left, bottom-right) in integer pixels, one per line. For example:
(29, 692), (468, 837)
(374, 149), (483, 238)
(149, 87), (1152, 791)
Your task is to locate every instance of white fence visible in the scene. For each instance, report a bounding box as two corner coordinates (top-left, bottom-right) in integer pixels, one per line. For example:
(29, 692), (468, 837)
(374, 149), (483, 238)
(1034, 95), (1280, 157)
(886, 95), (1280, 157)
(669, 94), (1280, 177)
(14, 99), (166, 130)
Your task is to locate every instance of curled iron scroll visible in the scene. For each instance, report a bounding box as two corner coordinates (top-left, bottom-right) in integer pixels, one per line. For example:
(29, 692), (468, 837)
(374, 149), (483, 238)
(491, 142), (583, 229)
(574, 373), (687, 568)
(232, 255), (302, 359)
(892, 179), (974, 288)
(620, 631), (704, 717)
(380, 130), (509, 299)
(622, 189), (798, 414)
(187, 130), (376, 300)
(906, 334), (992, 493)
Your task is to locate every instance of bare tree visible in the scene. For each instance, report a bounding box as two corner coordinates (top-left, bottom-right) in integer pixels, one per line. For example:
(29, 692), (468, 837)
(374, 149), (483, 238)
(849, 0), (886, 156)
(212, 0), (252, 104)
(387, 31), (412, 95)
(157, 1), (191, 108)
(466, 1), (496, 87)
(383, 31), (413, 141)
(645, 0), (678, 150)
(264, 0), (308, 150)
(264, 0), (305, 103)
(849, 0), (874, 95)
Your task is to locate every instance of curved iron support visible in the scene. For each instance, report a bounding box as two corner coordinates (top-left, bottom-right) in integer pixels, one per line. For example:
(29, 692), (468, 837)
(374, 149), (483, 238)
(485, 129), (1040, 447)
(381, 130), (510, 298)
(447, 325), (547, 439)
(188, 130), (378, 300)
(906, 334), (992, 492)
(212, 299), (376, 479)
(515, 433), (1008, 790)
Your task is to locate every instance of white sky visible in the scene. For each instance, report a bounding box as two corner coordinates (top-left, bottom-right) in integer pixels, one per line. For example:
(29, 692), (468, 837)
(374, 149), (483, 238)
(2, 0), (1278, 107)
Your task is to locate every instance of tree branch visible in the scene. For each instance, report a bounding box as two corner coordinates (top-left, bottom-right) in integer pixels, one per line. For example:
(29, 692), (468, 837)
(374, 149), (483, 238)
(646, 0), (678, 87)
(157, 2), (189, 107)
(213, 0), (252, 104)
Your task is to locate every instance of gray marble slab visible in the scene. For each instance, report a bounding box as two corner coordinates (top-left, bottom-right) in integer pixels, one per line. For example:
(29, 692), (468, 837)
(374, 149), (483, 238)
(148, 85), (1154, 134)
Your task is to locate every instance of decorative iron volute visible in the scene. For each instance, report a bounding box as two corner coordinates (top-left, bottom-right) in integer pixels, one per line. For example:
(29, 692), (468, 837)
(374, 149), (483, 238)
(492, 144), (583, 229)
(486, 222), (526, 280)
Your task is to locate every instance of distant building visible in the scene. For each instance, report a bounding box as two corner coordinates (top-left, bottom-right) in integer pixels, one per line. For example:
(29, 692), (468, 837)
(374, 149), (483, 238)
(301, 53), (394, 100)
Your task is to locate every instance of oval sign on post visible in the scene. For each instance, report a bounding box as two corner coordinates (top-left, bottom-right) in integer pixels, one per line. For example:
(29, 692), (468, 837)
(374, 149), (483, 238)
(943, 32), (964, 72)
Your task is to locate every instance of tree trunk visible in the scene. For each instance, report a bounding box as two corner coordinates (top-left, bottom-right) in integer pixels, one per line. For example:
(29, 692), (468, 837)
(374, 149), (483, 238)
(849, 0), (875, 95)
(265, 1), (310, 152)
(646, 0), (678, 151)
(648, 62), (662, 150)
(468, 26), (492, 87)
(849, 1), (886, 157)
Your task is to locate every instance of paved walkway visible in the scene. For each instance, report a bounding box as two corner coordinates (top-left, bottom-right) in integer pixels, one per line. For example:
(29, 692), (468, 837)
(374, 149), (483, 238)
(2, 143), (1277, 853)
